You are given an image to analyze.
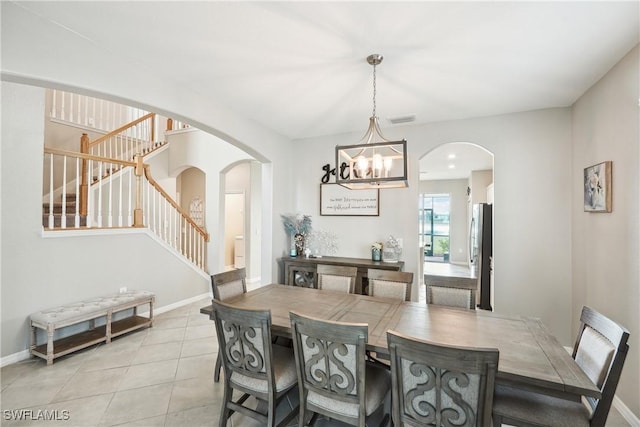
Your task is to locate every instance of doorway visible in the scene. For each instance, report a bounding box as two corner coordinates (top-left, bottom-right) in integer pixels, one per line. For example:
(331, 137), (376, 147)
(224, 192), (245, 270)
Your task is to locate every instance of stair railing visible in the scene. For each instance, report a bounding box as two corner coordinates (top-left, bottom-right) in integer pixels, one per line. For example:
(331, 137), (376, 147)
(82, 112), (162, 162)
(140, 159), (209, 270)
(43, 148), (209, 270)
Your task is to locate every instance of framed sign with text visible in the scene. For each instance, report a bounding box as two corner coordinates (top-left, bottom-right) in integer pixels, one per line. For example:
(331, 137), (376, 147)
(320, 184), (379, 216)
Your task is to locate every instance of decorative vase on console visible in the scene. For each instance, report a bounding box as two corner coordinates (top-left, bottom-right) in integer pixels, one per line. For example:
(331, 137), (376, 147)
(371, 242), (382, 262)
(281, 213), (312, 258)
(382, 235), (402, 263)
(294, 233), (305, 257)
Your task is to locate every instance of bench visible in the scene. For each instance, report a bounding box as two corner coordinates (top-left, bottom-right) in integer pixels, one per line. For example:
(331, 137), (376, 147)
(30, 290), (155, 365)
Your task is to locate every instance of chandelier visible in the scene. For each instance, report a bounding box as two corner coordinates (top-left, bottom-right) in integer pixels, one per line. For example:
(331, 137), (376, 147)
(336, 54), (408, 190)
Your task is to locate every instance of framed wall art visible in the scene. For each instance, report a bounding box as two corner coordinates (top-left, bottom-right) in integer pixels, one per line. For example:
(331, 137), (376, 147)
(320, 184), (379, 216)
(583, 161), (612, 213)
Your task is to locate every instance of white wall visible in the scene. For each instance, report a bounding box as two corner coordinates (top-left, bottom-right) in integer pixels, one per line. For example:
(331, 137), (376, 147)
(572, 44), (640, 415)
(293, 108), (574, 342)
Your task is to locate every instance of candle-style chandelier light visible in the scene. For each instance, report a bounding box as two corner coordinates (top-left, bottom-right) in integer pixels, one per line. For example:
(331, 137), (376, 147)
(335, 54), (408, 190)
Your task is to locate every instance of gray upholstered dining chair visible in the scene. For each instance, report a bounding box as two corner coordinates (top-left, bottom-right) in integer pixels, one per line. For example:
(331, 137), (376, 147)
(317, 264), (358, 294)
(492, 305), (630, 427)
(210, 300), (298, 427)
(387, 330), (499, 427)
(426, 284), (475, 309)
(367, 269), (413, 301)
(289, 311), (390, 427)
(211, 268), (247, 382)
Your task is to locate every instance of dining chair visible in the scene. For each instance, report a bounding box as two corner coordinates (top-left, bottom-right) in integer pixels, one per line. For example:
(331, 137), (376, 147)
(492, 305), (630, 427)
(210, 300), (299, 427)
(387, 330), (499, 427)
(210, 268), (247, 382)
(367, 269), (413, 301)
(289, 311), (390, 427)
(316, 264), (358, 294)
(426, 284), (475, 309)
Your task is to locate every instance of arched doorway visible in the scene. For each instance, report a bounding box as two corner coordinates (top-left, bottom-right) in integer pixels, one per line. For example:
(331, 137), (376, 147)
(418, 142), (494, 308)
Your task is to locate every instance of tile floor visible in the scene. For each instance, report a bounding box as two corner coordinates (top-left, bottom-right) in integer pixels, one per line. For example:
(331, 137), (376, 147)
(1, 294), (632, 426)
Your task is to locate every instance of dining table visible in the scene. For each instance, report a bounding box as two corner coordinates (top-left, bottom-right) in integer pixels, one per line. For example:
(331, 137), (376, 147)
(200, 283), (600, 402)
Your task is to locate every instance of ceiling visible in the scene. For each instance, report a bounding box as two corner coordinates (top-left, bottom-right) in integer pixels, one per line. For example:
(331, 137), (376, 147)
(8, 1), (639, 179)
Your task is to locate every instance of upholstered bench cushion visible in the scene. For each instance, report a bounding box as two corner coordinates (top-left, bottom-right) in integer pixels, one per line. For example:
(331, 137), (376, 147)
(30, 290), (155, 327)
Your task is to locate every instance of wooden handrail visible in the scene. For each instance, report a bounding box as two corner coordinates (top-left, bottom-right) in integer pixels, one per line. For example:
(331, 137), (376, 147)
(88, 112), (156, 148)
(44, 147), (136, 167)
(142, 164), (210, 242)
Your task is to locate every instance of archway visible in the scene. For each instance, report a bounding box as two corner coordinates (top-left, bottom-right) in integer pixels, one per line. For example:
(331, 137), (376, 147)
(418, 142), (494, 308)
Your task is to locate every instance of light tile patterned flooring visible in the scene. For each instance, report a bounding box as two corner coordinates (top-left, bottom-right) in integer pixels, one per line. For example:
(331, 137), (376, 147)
(0, 295), (631, 426)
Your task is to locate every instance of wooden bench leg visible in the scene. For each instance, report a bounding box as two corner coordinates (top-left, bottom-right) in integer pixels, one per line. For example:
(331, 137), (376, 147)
(46, 326), (54, 365)
(106, 310), (112, 343)
(149, 298), (154, 327)
(30, 324), (37, 358)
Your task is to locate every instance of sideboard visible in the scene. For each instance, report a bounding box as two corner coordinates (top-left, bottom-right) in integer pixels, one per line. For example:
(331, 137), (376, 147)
(278, 256), (405, 295)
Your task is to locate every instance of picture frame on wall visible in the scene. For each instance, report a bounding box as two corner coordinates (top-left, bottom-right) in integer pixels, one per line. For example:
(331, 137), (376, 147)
(320, 184), (379, 216)
(583, 161), (612, 213)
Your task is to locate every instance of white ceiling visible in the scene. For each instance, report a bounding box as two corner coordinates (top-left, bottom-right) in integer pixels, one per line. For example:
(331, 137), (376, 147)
(10, 1), (639, 179)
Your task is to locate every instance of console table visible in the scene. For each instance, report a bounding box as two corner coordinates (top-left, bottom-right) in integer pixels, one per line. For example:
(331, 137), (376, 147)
(278, 256), (404, 295)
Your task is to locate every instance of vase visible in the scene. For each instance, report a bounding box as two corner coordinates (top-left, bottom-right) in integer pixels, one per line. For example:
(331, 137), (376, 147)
(371, 248), (381, 261)
(294, 233), (305, 257)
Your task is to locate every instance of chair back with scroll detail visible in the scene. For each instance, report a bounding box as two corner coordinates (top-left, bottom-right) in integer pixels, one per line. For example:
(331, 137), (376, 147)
(317, 264), (357, 294)
(387, 330), (499, 427)
(492, 305), (630, 427)
(210, 268), (248, 383)
(210, 300), (298, 427)
(367, 269), (413, 301)
(289, 311), (390, 427)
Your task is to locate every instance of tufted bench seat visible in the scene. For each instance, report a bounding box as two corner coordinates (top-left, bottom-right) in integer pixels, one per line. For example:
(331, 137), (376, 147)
(30, 290), (155, 365)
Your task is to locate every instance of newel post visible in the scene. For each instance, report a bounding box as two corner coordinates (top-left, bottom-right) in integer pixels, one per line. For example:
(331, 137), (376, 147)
(166, 117), (173, 131)
(133, 154), (144, 227)
(79, 133), (89, 215)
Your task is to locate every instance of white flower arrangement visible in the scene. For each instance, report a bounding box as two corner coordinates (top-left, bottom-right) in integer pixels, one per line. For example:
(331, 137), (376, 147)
(371, 242), (383, 250)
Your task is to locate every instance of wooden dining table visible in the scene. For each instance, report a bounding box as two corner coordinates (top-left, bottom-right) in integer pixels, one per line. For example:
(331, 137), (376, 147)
(200, 284), (600, 401)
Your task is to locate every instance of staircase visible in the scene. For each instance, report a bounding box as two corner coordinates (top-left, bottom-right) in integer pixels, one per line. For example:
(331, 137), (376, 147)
(42, 90), (209, 271)
(42, 193), (87, 228)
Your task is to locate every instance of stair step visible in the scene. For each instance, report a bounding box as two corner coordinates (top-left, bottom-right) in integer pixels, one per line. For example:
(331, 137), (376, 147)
(42, 213), (88, 228)
(43, 203), (78, 214)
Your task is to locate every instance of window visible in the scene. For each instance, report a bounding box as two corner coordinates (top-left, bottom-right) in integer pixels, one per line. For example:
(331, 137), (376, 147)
(419, 194), (450, 263)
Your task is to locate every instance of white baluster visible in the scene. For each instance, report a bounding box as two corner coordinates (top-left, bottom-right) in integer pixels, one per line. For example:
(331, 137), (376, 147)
(51, 90), (57, 118)
(75, 157), (80, 228)
(70, 93), (76, 124)
(92, 97), (96, 129)
(48, 154), (54, 229)
(82, 95), (88, 126)
(97, 162), (103, 227)
(107, 162), (113, 227)
(118, 165), (123, 227)
(76, 94), (81, 124)
(60, 91), (66, 121)
(86, 159), (93, 228)
(98, 99), (103, 130)
(127, 168), (133, 226)
(61, 156), (67, 229)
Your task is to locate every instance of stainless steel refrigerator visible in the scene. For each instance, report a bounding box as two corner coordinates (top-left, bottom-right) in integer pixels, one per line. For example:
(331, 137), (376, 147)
(469, 203), (493, 310)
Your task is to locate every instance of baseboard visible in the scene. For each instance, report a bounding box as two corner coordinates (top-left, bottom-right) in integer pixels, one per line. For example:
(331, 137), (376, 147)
(0, 292), (211, 368)
(0, 349), (31, 368)
(613, 395), (640, 426)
